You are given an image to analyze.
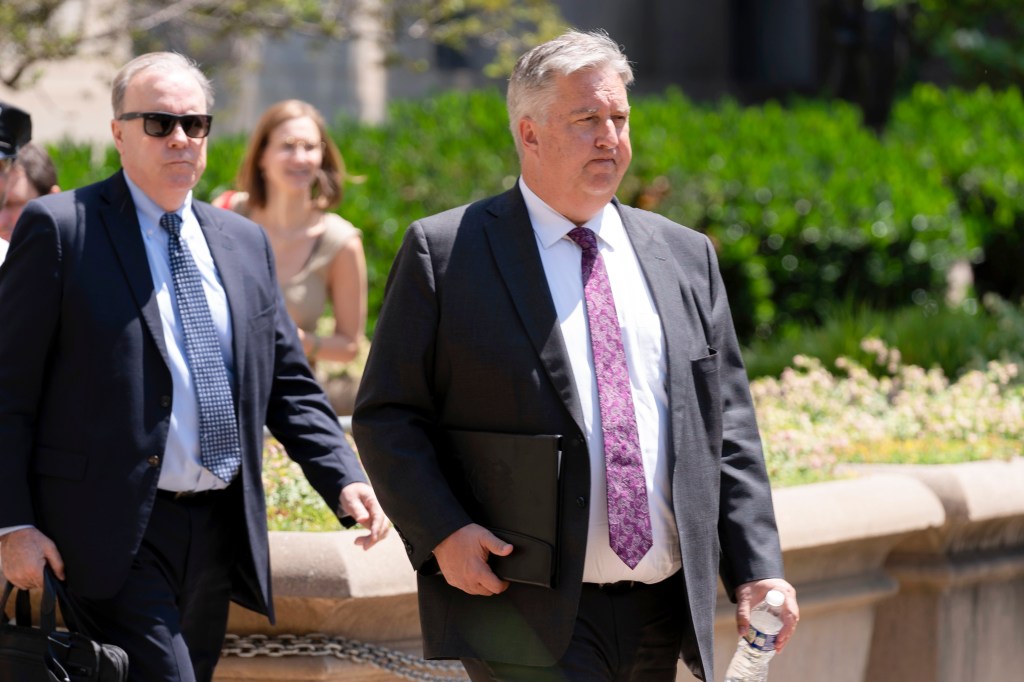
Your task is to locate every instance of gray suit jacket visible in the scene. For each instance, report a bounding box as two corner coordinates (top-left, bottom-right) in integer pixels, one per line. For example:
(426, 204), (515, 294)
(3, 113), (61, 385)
(0, 171), (367, 620)
(353, 185), (782, 681)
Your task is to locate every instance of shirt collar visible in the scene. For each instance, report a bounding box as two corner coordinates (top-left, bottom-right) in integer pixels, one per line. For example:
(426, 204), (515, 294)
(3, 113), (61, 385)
(123, 172), (194, 226)
(518, 176), (626, 251)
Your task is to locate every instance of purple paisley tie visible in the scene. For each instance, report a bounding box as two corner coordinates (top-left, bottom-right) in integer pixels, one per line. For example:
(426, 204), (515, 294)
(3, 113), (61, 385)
(568, 226), (653, 569)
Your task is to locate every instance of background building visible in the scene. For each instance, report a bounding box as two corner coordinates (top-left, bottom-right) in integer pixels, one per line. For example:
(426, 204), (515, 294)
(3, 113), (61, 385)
(2, 0), (901, 142)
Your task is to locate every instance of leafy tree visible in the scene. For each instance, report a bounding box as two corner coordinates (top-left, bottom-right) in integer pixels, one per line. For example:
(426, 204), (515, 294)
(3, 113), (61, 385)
(870, 0), (1024, 89)
(0, 0), (565, 90)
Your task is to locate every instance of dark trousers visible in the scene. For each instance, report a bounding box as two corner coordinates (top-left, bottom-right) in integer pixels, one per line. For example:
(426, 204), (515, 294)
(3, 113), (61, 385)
(462, 571), (686, 682)
(64, 485), (241, 682)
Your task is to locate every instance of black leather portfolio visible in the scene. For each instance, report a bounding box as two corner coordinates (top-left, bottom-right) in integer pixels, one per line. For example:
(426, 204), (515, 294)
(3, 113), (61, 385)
(447, 430), (561, 588)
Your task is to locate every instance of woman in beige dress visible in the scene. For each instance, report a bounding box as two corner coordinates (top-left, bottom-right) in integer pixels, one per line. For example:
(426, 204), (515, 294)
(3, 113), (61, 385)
(215, 100), (366, 412)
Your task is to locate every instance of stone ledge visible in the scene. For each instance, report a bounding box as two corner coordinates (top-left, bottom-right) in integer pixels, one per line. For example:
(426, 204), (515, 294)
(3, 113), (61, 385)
(773, 473), (946, 551)
(226, 530), (419, 644)
(846, 458), (1024, 554)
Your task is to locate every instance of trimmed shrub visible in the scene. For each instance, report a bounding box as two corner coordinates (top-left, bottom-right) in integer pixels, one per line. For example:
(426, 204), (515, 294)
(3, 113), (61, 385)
(742, 295), (1024, 380)
(627, 90), (964, 340)
(885, 84), (1024, 302)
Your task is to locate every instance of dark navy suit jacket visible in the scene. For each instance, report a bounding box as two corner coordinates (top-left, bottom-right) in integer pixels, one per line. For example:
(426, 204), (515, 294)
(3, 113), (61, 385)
(0, 171), (366, 620)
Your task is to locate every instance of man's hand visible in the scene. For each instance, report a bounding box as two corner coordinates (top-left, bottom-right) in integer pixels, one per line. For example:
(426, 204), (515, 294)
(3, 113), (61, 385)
(735, 578), (799, 653)
(0, 528), (65, 589)
(433, 524), (512, 596)
(338, 482), (390, 549)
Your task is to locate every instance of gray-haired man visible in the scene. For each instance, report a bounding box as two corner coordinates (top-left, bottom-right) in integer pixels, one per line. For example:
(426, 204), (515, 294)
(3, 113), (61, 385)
(354, 30), (799, 681)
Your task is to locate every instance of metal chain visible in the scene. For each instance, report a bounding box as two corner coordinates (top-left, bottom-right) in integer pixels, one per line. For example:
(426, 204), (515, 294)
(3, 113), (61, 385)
(221, 633), (469, 682)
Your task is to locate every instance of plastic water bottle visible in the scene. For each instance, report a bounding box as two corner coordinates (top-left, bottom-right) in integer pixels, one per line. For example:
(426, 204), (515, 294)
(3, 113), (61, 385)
(723, 589), (785, 682)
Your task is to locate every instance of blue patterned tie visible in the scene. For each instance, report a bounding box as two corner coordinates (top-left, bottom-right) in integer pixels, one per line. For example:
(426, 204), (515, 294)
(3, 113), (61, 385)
(568, 226), (652, 568)
(161, 212), (242, 484)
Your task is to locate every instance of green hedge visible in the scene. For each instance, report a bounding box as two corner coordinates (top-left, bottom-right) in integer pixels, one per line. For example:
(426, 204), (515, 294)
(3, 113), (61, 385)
(885, 85), (1024, 302)
(43, 85), (1022, 343)
(625, 90), (965, 340)
(742, 295), (1024, 380)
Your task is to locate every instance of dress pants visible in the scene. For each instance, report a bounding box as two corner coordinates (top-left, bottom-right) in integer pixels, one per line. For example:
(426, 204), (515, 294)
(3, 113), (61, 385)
(64, 483), (242, 682)
(462, 571), (686, 682)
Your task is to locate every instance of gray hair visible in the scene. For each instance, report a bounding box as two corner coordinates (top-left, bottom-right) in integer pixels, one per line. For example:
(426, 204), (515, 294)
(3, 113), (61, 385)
(507, 30), (634, 156)
(111, 52), (214, 117)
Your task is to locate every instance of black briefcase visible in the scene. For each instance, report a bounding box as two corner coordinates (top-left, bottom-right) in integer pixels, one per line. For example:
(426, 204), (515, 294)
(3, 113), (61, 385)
(0, 567), (128, 681)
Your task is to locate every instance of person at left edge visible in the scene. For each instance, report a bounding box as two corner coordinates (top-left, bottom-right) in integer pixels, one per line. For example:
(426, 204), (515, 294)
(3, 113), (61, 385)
(0, 101), (32, 265)
(0, 143), (61, 267)
(0, 52), (389, 682)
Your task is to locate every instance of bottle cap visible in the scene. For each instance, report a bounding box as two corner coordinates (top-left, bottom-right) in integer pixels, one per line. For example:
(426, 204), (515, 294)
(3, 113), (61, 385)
(765, 589), (785, 607)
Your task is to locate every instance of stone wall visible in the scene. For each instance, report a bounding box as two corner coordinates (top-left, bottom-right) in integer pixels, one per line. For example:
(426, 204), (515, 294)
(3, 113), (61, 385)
(205, 459), (1024, 681)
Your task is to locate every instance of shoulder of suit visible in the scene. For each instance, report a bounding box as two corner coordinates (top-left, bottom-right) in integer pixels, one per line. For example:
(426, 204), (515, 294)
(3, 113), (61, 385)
(416, 189), (516, 232)
(194, 198), (275, 259)
(196, 197), (258, 228)
(27, 174), (106, 216)
(618, 202), (709, 246)
(417, 200), (475, 229)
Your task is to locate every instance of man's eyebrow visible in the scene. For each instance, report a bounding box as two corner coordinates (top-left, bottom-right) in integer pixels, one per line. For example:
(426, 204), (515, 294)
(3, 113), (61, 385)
(567, 106), (631, 116)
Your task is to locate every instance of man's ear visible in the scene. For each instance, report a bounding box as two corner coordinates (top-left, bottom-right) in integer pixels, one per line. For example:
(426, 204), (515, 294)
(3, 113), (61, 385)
(519, 117), (539, 152)
(111, 120), (124, 153)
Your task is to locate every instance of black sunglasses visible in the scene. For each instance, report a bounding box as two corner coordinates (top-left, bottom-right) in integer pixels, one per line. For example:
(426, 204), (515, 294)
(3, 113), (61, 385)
(118, 111), (213, 139)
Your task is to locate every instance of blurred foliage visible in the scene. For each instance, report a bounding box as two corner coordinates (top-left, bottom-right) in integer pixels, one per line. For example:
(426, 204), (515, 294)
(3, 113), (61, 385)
(263, 437), (342, 531)
(742, 294), (1024, 380)
(44, 84), (1024, 343)
(626, 88), (963, 340)
(871, 0), (1024, 90)
(885, 84), (1024, 301)
(0, 0), (564, 90)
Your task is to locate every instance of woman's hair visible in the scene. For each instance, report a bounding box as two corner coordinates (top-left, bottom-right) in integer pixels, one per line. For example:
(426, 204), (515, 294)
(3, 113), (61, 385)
(236, 99), (345, 210)
(15, 143), (57, 196)
(506, 30), (633, 158)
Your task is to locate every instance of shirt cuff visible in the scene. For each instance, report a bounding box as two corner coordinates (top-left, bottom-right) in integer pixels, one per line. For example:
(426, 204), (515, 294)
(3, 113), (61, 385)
(0, 524), (34, 538)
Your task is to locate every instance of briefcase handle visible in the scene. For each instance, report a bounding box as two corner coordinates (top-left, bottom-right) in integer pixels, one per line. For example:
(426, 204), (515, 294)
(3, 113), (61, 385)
(0, 578), (29, 625)
(1, 569), (73, 681)
(1, 571), (59, 635)
(40, 566), (89, 635)
(0, 566), (83, 635)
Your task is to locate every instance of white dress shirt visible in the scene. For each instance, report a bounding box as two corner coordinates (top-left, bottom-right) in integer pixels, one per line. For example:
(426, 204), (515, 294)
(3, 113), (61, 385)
(520, 178), (681, 585)
(125, 174), (236, 492)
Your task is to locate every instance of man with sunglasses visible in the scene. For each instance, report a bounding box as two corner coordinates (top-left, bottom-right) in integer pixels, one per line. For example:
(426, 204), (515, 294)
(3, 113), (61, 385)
(0, 52), (389, 682)
(0, 101), (32, 265)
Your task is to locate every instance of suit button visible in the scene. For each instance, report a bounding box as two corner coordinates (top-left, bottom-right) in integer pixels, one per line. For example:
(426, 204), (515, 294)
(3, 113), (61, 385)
(574, 436), (585, 447)
(160, 395), (171, 408)
(147, 455), (160, 467)
(576, 496), (587, 508)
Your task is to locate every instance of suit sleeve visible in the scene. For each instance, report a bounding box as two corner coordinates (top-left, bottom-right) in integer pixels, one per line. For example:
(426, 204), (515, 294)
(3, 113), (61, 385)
(0, 203), (63, 528)
(705, 237), (784, 596)
(257, 226), (368, 521)
(352, 221), (473, 569)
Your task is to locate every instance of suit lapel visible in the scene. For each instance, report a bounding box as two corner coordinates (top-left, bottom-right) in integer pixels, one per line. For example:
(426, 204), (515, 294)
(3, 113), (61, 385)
(100, 172), (171, 367)
(616, 203), (694, 442)
(482, 187), (586, 432)
(193, 201), (247, 396)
